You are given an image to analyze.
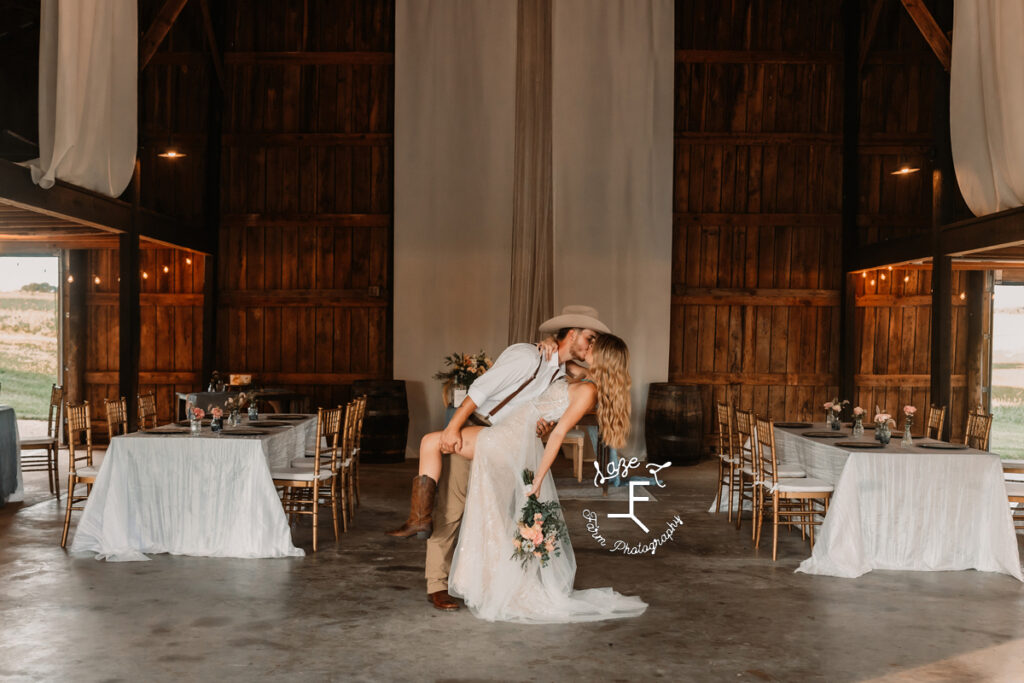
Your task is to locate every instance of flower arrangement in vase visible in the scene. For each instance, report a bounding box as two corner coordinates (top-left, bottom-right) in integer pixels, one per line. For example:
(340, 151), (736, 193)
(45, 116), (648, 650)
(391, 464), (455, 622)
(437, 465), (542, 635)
(210, 406), (224, 433)
(188, 405), (205, 436)
(851, 406), (865, 437)
(823, 398), (849, 430)
(902, 405), (917, 446)
(435, 351), (493, 407)
(874, 412), (895, 444)
(224, 393), (248, 426)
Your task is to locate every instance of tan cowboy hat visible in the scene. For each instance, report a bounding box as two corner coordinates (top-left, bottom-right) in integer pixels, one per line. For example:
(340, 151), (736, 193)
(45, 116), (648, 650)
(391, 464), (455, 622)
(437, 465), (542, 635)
(538, 305), (611, 334)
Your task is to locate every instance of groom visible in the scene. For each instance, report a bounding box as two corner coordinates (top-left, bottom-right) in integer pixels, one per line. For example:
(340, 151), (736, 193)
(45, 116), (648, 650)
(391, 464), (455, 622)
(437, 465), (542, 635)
(421, 305), (610, 611)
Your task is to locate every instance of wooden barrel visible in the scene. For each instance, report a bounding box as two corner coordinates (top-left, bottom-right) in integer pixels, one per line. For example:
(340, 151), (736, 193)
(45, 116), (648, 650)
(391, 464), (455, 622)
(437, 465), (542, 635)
(645, 383), (702, 466)
(351, 380), (409, 464)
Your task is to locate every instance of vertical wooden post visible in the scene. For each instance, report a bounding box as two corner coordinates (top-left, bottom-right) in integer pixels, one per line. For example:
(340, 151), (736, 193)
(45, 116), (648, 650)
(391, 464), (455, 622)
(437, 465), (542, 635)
(839, 0), (861, 403)
(200, 0), (223, 388)
(929, 0), (954, 440)
(965, 270), (985, 415)
(119, 159), (141, 432)
(63, 249), (87, 407)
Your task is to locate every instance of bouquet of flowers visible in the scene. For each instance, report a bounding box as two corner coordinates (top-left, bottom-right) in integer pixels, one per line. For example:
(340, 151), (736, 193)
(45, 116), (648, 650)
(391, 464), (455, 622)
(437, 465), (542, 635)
(434, 351), (493, 389)
(511, 469), (567, 569)
(224, 392), (249, 412)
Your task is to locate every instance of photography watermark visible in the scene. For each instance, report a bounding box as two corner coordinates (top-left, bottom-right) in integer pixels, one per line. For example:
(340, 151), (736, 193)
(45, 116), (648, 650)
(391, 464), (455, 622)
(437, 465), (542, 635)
(582, 458), (683, 556)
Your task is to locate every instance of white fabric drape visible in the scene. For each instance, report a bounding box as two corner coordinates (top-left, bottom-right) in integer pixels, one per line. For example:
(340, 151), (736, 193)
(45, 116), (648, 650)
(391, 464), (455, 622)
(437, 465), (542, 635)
(394, 0), (518, 455)
(551, 0), (674, 458)
(25, 0), (137, 197)
(950, 0), (1024, 216)
(395, 0), (673, 459)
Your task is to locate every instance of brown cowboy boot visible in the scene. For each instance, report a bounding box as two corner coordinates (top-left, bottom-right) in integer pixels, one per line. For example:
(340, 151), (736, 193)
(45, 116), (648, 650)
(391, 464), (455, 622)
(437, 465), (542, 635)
(385, 474), (437, 539)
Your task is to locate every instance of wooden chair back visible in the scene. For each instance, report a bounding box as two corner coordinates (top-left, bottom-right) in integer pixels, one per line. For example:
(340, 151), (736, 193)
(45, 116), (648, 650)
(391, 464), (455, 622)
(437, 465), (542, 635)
(66, 402), (93, 474)
(310, 406), (345, 476)
(926, 405), (946, 440)
(45, 384), (65, 439)
(352, 394), (367, 454)
(104, 396), (129, 438)
(965, 410), (993, 451)
(734, 408), (754, 472)
(754, 415), (778, 486)
(138, 392), (158, 430)
(715, 402), (735, 461)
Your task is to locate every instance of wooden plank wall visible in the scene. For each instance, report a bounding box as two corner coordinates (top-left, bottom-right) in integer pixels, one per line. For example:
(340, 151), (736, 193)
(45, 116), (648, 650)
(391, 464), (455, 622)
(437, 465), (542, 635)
(670, 1), (844, 434)
(670, 0), (975, 441)
(853, 1), (971, 440)
(82, 247), (206, 435)
(216, 0), (394, 409)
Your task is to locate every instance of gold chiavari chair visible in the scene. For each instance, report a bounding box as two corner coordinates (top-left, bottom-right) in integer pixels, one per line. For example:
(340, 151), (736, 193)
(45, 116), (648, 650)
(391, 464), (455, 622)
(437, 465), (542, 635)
(926, 405), (946, 440)
(713, 403), (740, 521)
(292, 401), (353, 531)
(733, 408), (756, 532)
(753, 416), (834, 561)
(274, 406), (344, 550)
(965, 410), (993, 451)
(138, 392), (158, 430)
(350, 394), (367, 511)
(104, 396), (129, 438)
(61, 402), (98, 547)
(19, 384), (64, 497)
(1007, 481), (1024, 531)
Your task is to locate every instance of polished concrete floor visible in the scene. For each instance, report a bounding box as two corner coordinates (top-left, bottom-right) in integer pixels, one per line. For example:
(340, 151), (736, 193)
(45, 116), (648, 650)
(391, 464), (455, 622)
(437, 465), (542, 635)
(1, 451), (1022, 682)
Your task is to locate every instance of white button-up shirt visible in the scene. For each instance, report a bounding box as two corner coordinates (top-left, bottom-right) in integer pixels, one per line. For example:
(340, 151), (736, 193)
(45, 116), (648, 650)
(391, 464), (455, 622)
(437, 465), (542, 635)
(466, 343), (565, 425)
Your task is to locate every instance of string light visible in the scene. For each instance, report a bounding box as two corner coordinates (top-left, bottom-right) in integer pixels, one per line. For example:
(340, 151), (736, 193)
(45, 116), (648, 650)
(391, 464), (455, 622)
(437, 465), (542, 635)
(93, 275), (101, 285)
(959, 292), (966, 300)
(880, 273), (886, 280)
(185, 257), (192, 265)
(904, 275), (910, 283)
(861, 272), (867, 278)
(66, 274), (74, 283)
(142, 271), (149, 280)
(163, 265), (170, 273)
(870, 278), (876, 286)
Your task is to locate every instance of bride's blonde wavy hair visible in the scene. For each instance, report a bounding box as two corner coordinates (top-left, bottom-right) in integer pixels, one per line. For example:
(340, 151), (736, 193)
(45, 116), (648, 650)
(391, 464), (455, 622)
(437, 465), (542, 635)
(588, 334), (631, 449)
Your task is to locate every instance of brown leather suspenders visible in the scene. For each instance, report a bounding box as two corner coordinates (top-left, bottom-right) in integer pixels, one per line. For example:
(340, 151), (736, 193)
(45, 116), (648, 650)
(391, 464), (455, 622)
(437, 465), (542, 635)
(485, 356), (546, 420)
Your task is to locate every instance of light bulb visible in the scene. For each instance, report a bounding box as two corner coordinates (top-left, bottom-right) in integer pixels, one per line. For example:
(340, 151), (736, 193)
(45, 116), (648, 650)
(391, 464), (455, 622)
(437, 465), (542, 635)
(904, 275), (910, 282)
(870, 279), (876, 286)
(93, 276), (101, 285)
(185, 257), (192, 265)
(163, 265), (170, 273)
(66, 275), (74, 283)
(142, 271), (149, 280)
(880, 273), (886, 280)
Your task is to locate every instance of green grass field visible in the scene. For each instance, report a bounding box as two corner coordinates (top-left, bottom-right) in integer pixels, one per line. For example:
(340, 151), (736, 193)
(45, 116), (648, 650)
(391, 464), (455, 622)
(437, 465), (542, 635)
(0, 291), (58, 419)
(990, 385), (1024, 460)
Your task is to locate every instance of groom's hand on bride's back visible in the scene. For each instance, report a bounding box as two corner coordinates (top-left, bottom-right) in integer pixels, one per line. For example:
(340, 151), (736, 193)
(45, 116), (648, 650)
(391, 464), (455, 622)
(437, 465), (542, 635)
(536, 419), (555, 439)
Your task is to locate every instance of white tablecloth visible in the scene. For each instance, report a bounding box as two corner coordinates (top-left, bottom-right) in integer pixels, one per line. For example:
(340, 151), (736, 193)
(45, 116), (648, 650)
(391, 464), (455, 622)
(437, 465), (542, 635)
(70, 417), (317, 561)
(778, 424), (1023, 580)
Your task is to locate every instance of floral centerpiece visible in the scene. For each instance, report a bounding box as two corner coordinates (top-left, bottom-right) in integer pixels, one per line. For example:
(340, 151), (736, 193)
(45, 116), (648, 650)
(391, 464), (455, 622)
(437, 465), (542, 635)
(852, 406), (865, 437)
(902, 405), (917, 446)
(224, 393), (248, 426)
(511, 469), (567, 568)
(435, 350), (493, 407)
(210, 406), (224, 433)
(824, 398), (849, 430)
(874, 412), (895, 444)
(187, 405), (205, 436)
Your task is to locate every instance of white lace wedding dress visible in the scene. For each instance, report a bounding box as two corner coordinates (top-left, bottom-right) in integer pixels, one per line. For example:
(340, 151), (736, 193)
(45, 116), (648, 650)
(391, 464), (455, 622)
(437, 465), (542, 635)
(449, 380), (648, 623)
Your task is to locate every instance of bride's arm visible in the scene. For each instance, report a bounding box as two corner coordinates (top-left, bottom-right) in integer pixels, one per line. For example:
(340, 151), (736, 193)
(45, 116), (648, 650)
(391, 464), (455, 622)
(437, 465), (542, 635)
(528, 383), (598, 496)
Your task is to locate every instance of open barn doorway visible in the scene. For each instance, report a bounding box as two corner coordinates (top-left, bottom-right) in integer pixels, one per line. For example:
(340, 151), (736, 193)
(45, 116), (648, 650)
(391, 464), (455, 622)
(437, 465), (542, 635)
(990, 280), (1024, 460)
(0, 254), (61, 437)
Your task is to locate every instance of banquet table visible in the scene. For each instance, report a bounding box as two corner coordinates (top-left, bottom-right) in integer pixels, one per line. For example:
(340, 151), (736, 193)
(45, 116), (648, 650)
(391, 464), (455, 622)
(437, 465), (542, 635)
(0, 406), (25, 505)
(70, 416), (317, 561)
(773, 423), (1023, 580)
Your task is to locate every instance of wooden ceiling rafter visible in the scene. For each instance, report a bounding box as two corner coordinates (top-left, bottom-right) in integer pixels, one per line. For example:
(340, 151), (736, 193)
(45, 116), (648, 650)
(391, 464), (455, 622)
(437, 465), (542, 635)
(139, 0), (191, 71)
(197, 0), (225, 90)
(899, 0), (952, 72)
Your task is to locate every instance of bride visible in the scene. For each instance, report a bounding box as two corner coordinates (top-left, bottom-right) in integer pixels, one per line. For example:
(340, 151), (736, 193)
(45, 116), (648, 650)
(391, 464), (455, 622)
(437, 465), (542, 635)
(390, 334), (646, 623)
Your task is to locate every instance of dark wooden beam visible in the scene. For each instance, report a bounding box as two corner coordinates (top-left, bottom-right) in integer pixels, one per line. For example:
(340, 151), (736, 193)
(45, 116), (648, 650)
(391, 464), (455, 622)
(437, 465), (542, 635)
(929, 0), (955, 439)
(197, 0), (225, 90)
(139, 0), (191, 71)
(899, 0), (951, 72)
(119, 161), (142, 432)
(840, 0), (862, 403)
(859, 0), (886, 72)
(0, 160), (213, 253)
(941, 205), (1024, 256)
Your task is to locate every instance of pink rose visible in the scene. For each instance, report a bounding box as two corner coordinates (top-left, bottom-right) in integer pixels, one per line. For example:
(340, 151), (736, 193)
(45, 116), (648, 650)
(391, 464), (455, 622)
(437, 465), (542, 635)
(533, 551), (541, 558)
(904, 405), (916, 415)
(823, 402), (833, 410)
(853, 406), (864, 416)
(545, 540), (555, 552)
(211, 407), (223, 418)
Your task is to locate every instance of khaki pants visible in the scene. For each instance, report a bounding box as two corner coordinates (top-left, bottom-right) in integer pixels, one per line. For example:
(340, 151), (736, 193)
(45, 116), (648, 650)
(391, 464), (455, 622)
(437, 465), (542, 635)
(424, 452), (472, 594)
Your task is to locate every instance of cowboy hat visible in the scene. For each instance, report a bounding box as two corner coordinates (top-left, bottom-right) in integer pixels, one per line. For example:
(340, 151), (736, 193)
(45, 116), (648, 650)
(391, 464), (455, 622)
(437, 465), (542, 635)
(538, 305), (611, 334)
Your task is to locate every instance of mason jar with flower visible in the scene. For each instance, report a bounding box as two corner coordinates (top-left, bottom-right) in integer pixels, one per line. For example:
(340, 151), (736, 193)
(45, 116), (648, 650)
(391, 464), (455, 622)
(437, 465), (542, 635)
(188, 405), (205, 436)
(851, 406), (865, 437)
(902, 404), (917, 447)
(874, 413), (893, 444)
(210, 406), (224, 433)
